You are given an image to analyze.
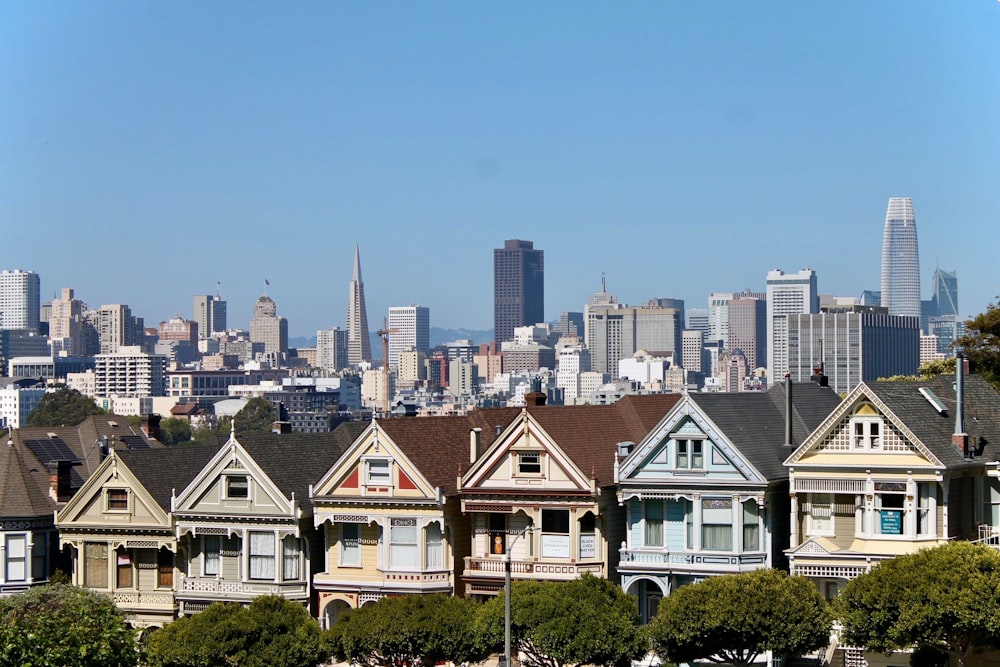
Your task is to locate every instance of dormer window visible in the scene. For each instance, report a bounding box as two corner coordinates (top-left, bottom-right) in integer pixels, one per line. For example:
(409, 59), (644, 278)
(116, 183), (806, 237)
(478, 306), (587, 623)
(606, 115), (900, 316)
(676, 440), (704, 469)
(516, 452), (542, 475)
(366, 459), (391, 485)
(106, 489), (128, 511)
(851, 418), (882, 450)
(226, 476), (249, 499)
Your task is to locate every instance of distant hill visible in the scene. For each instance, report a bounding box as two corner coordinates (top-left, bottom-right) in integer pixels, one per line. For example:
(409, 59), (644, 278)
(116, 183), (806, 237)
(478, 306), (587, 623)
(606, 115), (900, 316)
(289, 327), (493, 361)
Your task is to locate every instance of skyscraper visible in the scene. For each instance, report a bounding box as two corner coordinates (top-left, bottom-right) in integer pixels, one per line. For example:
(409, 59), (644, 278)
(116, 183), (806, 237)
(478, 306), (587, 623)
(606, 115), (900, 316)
(387, 305), (430, 370)
(346, 245), (372, 365)
(931, 267), (959, 317)
(0, 269), (41, 332)
(766, 268), (818, 383)
(193, 290), (227, 338)
(250, 295), (288, 357)
(727, 292), (767, 372)
(493, 239), (544, 344)
(880, 197), (921, 319)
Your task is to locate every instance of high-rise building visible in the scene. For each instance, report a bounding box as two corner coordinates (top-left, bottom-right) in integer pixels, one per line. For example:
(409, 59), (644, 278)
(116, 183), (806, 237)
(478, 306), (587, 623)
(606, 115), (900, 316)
(728, 292), (767, 372)
(346, 245), (372, 365)
(93, 304), (144, 354)
(249, 295), (288, 358)
(681, 329), (705, 373)
(94, 346), (168, 397)
(387, 305), (430, 370)
(493, 239), (544, 344)
(931, 268), (959, 318)
(707, 292), (733, 346)
(0, 269), (41, 332)
(766, 269), (818, 383)
(316, 327), (348, 372)
(193, 291), (227, 338)
(49, 287), (86, 354)
(585, 302), (682, 376)
(880, 197), (921, 319)
(785, 308), (920, 394)
(686, 308), (709, 334)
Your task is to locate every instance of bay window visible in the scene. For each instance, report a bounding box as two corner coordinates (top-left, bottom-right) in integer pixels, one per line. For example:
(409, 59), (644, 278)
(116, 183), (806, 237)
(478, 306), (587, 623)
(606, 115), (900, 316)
(341, 524), (361, 566)
(742, 500), (760, 551)
(282, 536), (300, 580)
(85, 542), (108, 588)
(389, 519), (418, 569)
(203, 535), (221, 575)
(425, 523), (443, 569)
(249, 532), (276, 580)
(645, 500), (664, 547)
(541, 509), (570, 558)
(701, 498), (733, 551)
(5, 535), (26, 582)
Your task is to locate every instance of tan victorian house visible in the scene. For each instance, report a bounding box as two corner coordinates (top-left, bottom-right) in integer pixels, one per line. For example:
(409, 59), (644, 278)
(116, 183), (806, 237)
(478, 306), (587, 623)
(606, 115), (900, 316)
(459, 395), (678, 598)
(310, 411), (518, 626)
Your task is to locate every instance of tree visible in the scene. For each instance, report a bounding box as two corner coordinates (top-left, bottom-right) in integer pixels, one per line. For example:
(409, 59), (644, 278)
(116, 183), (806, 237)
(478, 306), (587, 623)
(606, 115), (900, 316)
(955, 299), (1000, 390)
(144, 595), (328, 667)
(880, 358), (957, 383)
(474, 573), (648, 667)
(329, 593), (488, 667)
(648, 569), (832, 666)
(233, 397), (277, 434)
(836, 542), (1000, 667)
(26, 386), (106, 427)
(0, 583), (138, 667)
(157, 417), (192, 446)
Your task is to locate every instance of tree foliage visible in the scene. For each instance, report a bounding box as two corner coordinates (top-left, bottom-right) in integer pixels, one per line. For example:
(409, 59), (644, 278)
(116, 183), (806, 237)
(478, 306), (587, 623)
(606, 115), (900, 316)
(0, 583), (138, 667)
(329, 593), (487, 667)
(143, 595), (327, 667)
(26, 386), (106, 427)
(474, 573), (647, 667)
(157, 417), (192, 446)
(955, 299), (1000, 390)
(228, 397), (277, 434)
(836, 542), (1000, 667)
(648, 569), (832, 666)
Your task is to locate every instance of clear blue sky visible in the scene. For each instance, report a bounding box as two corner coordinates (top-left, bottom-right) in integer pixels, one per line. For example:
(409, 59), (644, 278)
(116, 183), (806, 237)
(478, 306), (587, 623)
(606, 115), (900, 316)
(3, 2), (998, 337)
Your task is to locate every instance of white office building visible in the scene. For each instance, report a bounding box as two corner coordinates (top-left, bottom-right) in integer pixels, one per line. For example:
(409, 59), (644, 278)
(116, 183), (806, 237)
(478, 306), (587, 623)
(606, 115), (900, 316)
(94, 346), (168, 397)
(0, 382), (46, 430)
(766, 268), (818, 384)
(0, 269), (41, 332)
(387, 305), (430, 370)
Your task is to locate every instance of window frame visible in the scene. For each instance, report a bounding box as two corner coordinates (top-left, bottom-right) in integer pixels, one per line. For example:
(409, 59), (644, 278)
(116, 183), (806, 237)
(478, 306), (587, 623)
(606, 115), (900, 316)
(388, 518), (419, 570)
(248, 531), (276, 580)
(515, 451), (542, 475)
(106, 488), (129, 512)
(806, 492), (835, 537)
(675, 439), (705, 470)
(5, 534), (27, 583)
(850, 417), (883, 451)
(282, 536), (300, 580)
(225, 475), (249, 500)
(203, 535), (221, 576)
(365, 459), (392, 486)
(340, 523), (361, 567)
(701, 497), (733, 552)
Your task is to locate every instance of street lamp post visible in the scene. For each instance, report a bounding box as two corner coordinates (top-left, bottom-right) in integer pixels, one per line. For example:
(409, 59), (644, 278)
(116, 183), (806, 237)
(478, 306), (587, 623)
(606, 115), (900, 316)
(505, 524), (536, 667)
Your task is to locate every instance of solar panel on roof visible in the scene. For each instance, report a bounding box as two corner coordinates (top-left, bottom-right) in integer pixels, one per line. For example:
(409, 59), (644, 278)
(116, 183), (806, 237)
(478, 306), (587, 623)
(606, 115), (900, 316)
(24, 437), (80, 464)
(120, 435), (149, 450)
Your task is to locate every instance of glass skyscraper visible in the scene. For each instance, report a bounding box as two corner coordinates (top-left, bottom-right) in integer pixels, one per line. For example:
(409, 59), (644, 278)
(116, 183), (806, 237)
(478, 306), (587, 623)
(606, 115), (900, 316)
(880, 197), (921, 319)
(493, 239), (544, 344)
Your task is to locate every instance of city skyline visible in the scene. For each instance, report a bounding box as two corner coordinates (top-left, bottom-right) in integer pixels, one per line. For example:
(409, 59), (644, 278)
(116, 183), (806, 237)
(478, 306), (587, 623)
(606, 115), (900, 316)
(3, 3), (999, 335)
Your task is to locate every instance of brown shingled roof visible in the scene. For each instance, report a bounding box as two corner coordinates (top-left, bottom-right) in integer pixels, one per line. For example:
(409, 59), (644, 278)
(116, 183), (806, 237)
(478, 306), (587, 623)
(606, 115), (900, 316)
(0, 441), (58, 519)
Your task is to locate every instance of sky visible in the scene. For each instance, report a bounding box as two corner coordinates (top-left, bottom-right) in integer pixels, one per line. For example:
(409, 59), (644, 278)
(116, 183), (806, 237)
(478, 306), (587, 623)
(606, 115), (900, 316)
(2, 2), (999, 338)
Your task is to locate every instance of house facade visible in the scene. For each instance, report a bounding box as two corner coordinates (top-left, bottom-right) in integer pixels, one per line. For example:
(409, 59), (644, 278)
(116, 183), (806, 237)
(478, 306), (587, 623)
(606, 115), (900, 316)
(616, 382), (841, 623)
(459, 396), (678, 599)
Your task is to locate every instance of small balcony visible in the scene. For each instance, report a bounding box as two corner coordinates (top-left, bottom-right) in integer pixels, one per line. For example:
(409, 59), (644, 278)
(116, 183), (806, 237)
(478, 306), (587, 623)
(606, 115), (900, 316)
(177, 576), (307, 600)
(112, 590), (176, 611)
(618, 548), (767, 574)
(463, 557), (604, 582)
(978, 524), (1000, 547)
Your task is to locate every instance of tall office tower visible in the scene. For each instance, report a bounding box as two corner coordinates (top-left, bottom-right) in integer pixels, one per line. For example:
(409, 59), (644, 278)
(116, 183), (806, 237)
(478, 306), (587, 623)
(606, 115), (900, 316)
(785, 308), (920, 394)
(681, 329), (705, 373)
(707, 292), (733, 345)
(249, 295), (288, 357)
(387, 305), (430, 370)
(346, 245), (372, 365)
(586, 303), (682, 375)
(644, 298), (685, 328)
(493, 239), (544, 344)
(0, 269), (41, 331)
(880, 197), (921, 319)
(728, 293), (767, 372)
(766, 268), (818, 384)
(95, 304), (143, 354)
(931, 268), (959, 317)
(686, 308), (709, 334)
(50, 287), (86, 354)
(555, 311), (584, 338)
(193, 290), (227, 338)
(316, 326), (349, 372)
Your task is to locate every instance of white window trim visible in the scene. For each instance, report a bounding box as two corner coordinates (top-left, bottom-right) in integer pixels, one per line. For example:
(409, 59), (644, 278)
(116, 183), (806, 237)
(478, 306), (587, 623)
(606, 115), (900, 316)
(514, 450), (543, 476)
(364, 458), (393, 487)
(805, 493), (836, 537)
(105, 488), (130, 513)
(340, 524), (362, 568)
(849, 417), (884, 451)
(223, 474), (250, 500)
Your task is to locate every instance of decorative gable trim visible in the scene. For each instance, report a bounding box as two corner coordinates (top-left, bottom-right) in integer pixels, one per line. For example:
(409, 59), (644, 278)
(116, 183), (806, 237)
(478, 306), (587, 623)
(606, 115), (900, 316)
(56, 452), (171, 529)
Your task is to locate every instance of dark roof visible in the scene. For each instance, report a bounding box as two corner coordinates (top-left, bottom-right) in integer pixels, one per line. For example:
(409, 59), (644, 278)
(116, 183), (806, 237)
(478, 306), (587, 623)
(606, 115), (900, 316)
(235, 422), (369, 500)
(0, 441), (57, 519)
(865, 374), (1000, 468)
(116, 444), (220, 512)
(690, 382), (842, 480)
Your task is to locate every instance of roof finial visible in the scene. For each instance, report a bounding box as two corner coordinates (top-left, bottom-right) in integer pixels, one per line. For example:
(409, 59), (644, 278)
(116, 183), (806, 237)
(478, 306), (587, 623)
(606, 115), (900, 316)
(230, 419), (236, 440)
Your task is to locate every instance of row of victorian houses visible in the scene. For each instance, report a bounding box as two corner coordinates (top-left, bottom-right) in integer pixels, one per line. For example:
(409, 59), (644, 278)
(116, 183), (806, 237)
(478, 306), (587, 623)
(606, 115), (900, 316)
(3, 368), (1000, 657)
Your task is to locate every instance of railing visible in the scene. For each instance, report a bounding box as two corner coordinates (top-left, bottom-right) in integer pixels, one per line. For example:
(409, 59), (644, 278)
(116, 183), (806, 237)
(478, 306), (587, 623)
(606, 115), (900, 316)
(618, 548), (767, 571)
(382, 569), (451, 586)
(977, 524), (1000, 546)
(178, 576), (307, 597)
(464, 557), (603, 579)
(112, 591), (175, 609)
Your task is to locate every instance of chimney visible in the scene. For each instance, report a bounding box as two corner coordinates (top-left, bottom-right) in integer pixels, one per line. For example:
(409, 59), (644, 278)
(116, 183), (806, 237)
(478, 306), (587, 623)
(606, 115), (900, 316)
(48, 460), (73, 502)
(470, 428), (482, 463)
(953, 352), (969, 458)
(272, 401), (292, 434)
(525, 391), (547, 407)
(784, 374), (794, 447)
(141, 414), (162, 442)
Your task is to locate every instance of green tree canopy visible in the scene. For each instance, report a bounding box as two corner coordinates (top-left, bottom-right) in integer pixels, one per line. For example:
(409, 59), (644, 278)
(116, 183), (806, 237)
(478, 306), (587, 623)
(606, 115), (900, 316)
(836, 542), (1000, 667)
(26, 386), (106, 427)
(228, 397), (277, 435)
(157, 417), (192, 446)
(0, 583), (138, 667)
(648, 569), (832, 666)
(144, 595), (327, 667)
(474, 573), (648, 667)
(329, 593), (487, 667)
(955, 299), (1000, 390)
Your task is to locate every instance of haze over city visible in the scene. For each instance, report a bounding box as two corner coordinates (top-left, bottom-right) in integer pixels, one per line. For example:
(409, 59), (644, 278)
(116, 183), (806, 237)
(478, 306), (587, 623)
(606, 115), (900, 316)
(3, 3), (999, 336)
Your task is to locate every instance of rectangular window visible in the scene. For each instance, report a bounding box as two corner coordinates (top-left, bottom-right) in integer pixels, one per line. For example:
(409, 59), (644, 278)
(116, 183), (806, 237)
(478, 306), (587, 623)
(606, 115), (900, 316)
(541, 509), (570, 558)
(249, 532), (276, 580)
(489, 514), (507, 555)
(31, 535), (46, 580)
(517, 452), (541, 474)
(85, 542), (108, 588)
(676, 440), (704, 469)
(107, 489), (128, 511)
(876, 492), (905, 536)
(158, 549), (174, 588)
(676, 441), (688, 468)
(917, 483), (935, 537)
(203, 535), (221, 575)
(743, 500), (760, 551)
(5, 535), (26, 582)
(808, 493), (834, 535)
(645, 501), (664, 547)
(282, 536), (299, 580)
(366, 460), (391, 485)
(226, 476), (249, 499)
(116, 549), (133, 588)
(389, 519), (419, 569)
(425, 522), (443, 569)
(341, 524), (361, 566)
(701, 498), (733, 551)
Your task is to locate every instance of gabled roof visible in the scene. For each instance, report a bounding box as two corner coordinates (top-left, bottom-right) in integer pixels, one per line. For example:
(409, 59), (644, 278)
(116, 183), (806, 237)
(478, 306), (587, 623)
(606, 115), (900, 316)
(0, 441), (57, 519)
(115, 445), (220, 512)
(686, 382), (842, 480)
(864, 374), (1000, 468)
